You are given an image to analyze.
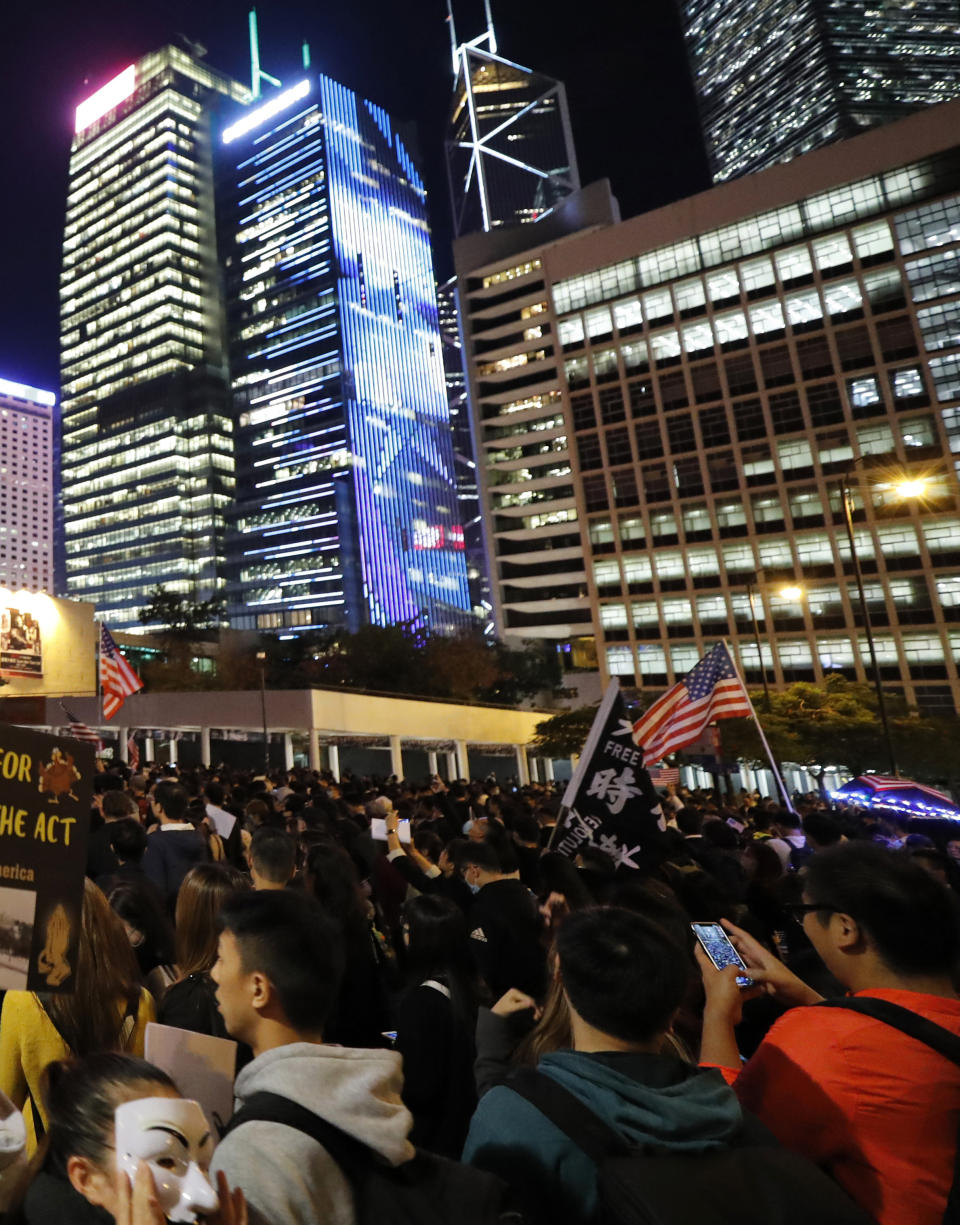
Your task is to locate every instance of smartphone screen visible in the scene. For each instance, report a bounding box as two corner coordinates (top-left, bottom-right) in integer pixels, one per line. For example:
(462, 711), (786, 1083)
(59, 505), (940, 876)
(691, 922), (753, 988)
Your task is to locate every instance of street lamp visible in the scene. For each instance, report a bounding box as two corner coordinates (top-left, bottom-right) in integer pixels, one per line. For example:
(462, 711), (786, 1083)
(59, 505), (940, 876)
(838, 473), (898, 776)
(256, 650), (269, 775)
(779, 585), (805, 602)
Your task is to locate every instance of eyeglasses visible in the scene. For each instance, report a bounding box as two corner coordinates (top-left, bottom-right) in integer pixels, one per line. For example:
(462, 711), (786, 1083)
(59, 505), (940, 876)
(786, 903), (838, 922)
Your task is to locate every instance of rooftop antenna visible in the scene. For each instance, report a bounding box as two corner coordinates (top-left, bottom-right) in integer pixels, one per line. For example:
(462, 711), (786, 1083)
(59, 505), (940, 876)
(302, 41), (311, 70)
(445, 0), (459, 77)
(248, 9), (282, 99)
(484, 0), (498, 53)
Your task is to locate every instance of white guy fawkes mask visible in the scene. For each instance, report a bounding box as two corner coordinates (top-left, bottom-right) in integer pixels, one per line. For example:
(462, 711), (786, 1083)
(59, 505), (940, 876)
(115, 1098), (218, 1222)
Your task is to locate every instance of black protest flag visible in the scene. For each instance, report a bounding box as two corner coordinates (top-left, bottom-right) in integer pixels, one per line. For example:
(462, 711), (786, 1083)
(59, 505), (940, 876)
(551, 680), (666, 871)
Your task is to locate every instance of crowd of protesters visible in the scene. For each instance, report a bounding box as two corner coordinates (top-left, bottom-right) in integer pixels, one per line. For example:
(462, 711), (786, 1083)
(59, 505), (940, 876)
(0, 758), (958, 1224)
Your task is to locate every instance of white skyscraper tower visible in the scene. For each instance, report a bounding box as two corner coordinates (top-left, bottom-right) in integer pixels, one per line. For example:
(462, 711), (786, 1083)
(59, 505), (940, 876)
(0, 377), (56, 592)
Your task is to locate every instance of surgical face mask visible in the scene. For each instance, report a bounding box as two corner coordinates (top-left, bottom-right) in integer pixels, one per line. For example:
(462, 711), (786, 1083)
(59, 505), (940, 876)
(115, 1098), (218, 1223)
(467, 881), (480, 894)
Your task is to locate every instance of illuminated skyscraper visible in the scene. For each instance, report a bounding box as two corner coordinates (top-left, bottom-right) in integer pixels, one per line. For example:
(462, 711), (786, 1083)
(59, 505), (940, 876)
(60, 47), (250, 629)
(680, 0), (960, 183)
(0, 378), (56, 593)
(445, 4), (579, 236)
(218, 76), (473, 634)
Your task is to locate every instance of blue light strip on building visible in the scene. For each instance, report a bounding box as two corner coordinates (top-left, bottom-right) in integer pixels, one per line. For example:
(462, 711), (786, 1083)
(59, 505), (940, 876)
(221, 71), (472, 634)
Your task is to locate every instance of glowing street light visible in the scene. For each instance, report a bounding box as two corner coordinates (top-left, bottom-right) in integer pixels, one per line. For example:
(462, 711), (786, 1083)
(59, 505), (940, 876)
(894, 477), (928, 499)
(779, 585), (804, 601)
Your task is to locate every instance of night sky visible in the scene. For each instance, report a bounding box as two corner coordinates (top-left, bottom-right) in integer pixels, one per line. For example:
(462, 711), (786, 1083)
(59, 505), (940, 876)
(1, 0), (710, 393)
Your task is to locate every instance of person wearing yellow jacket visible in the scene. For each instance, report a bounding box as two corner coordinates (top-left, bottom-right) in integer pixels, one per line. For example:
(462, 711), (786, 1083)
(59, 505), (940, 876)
(0, 879), (155, 1153)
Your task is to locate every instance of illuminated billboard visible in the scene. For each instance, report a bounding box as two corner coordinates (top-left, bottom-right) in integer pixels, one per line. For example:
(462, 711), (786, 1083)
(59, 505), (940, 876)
(0, 609), (42, 677)
(75, 65), (136, 133)
(0, 592), (95, 698)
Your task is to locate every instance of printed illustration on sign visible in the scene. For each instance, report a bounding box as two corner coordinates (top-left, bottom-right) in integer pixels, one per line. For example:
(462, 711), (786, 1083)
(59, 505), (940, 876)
(0, 886), (35, 990)
(38, 749), (82, 804)
(0, 610), (42, 678)
(37, 903), (72, 987)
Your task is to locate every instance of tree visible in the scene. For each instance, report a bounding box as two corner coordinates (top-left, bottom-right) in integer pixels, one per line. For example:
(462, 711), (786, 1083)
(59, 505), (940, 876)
(717, 674), (960, 790)
(137, 585), (227, 691)
(138, 586), (226, 645)
(531, 704), (600, 758)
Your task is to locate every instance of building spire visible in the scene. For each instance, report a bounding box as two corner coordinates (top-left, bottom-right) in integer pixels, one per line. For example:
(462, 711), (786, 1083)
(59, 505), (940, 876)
(484, 0), (497, 54)
(248, 9), (282, 100)
(445, 0), (459, 78)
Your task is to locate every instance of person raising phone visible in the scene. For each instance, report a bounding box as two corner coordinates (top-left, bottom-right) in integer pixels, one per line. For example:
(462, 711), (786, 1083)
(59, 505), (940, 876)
(698, 842), (960, 1225)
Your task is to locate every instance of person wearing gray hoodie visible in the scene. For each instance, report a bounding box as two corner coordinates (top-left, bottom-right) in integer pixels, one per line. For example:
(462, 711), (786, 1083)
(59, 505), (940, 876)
(463, 908), (746, 1225)
(209, 890), (414, 1225)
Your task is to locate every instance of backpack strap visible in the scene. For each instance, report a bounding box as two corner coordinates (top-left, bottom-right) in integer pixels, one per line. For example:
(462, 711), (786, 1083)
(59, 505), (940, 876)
(819, 997), (960, 1225)
(506, 1067), (630, 1163)
(817, 997), (960, 1065)
(225, 1090), (377, 1185)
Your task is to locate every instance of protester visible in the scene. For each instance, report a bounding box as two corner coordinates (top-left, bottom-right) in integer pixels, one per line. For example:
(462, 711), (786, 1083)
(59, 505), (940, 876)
(458, 840), (546, 1001)
(143, 782), (210, 909)
(247, 828), (296, 891)
(394, 894), (479, 1156)
(464, 908), (746, 1224)
(158, 863), (249, 1039)
(210, 890), (415, 1225)
(699, 842), (960, 1225)
(12, 1052), (246, 1225)
(0, 880), (155, 1152)
(107, 881), (177, 994)
(302, 841), (392, 1047)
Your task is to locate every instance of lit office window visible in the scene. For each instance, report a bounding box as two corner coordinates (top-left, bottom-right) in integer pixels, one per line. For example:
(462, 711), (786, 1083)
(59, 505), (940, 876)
(606, 645), (634, 675)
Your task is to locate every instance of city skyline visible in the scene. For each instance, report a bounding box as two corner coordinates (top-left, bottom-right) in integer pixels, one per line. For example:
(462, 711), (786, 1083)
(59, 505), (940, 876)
(1, 0), (708, 393)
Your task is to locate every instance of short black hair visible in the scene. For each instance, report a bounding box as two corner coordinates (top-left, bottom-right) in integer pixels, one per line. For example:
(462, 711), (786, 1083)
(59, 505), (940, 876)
(249, 828), (296, 884)
(675, 807), (703, 836)
(218, 891), (343, 1033)
(555, 907), (689, 1043)
(153, 781), (189, 822)
(804, 842), (960, 976)
(109, 818), (147, 863)
(205, 781), (225, 805)
(456, 840), (502, 874)
(802, 812), (842, 847)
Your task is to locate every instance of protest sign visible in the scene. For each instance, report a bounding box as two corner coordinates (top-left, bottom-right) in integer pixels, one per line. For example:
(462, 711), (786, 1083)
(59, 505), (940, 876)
(552, 680), (665, 871)
(145, 1024), (237, 1139)
(0, 722), (94, 992)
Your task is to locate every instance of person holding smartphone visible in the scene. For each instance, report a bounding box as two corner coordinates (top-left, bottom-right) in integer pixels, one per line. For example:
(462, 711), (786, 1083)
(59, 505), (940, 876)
(697, 842), (960, 1225)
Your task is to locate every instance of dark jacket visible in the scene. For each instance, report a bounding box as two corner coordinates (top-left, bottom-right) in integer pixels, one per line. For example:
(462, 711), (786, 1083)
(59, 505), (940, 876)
(395, 979), (477, 1157)
(142, 824), (209, 908)
(85, 818), (119, 881)
(468, 878), (545, 1001)
(23, 1170), (112, 1224)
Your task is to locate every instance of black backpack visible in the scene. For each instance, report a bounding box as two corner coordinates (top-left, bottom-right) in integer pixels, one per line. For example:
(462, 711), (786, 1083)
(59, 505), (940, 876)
(506, 1067), (873, 1225)
(224, 1090), (525, 1225)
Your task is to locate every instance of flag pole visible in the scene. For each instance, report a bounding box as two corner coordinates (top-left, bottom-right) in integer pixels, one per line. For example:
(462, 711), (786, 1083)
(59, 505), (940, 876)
(725, 641), (795, 814)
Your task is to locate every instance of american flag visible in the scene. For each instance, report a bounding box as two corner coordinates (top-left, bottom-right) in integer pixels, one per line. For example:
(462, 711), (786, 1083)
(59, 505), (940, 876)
(127, 734), (140, 772)
(648, 767), (680, 787)
(100, 624), (144, 720)
(632, 643), (752, 765)
(59, 703), (102, 751)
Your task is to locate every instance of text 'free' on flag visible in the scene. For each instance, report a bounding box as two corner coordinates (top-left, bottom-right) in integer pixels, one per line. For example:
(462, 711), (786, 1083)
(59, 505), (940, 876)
(99, 624), (143, 721)
(631, 642), (751, 766)
(551, 680), (666, 872)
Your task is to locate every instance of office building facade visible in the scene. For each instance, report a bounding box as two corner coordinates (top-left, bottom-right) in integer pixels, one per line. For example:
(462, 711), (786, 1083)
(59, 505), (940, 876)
(60, 47), (250, 629)
(464, 102), (960, 712)
(456, 186), (620, 657)
(0, 378), (56, 592)
(680, 0), (960, 183)
(218, 76), (473, 634)
(445, 20), (579, 237)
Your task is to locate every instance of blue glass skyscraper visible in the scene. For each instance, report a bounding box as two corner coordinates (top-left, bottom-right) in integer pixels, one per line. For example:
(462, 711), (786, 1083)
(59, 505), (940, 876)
(218, 76), (473, 635)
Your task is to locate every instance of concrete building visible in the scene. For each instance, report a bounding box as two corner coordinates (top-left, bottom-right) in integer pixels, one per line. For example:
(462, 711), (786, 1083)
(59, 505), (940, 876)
(460, 100), (960, 713)
(0, 378), (56, 593)
(38, 687), (562, 783)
